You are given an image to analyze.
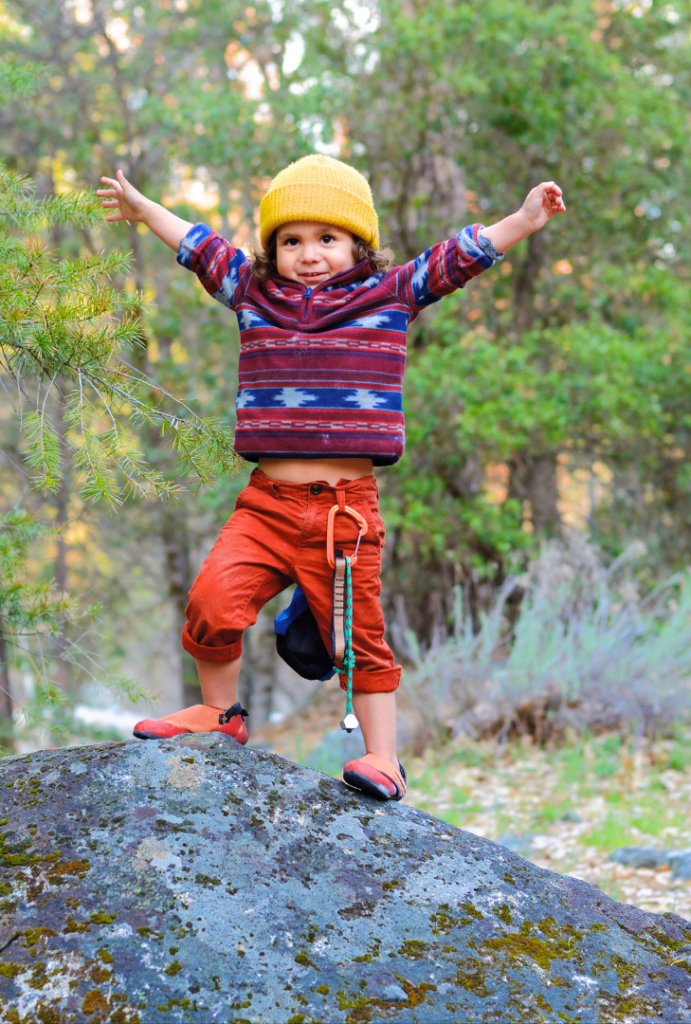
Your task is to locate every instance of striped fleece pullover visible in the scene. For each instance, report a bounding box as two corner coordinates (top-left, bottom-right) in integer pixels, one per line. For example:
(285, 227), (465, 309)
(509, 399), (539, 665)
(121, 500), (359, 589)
(177, 223), (502, 465)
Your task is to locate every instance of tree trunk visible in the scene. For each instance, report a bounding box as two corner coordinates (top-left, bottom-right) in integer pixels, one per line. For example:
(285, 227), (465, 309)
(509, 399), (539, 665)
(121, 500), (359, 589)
(527, 454), (562, 535)
(0, 619), (13, 722)
(159, 508), (201, 707)
(237, 606), (278, 727)
(509, 452), (562, 537)
(53, 387), (70, 693)
(125, 215), (201, 707)
(127, 221), (146, 294)
(512, 228), (545, 335)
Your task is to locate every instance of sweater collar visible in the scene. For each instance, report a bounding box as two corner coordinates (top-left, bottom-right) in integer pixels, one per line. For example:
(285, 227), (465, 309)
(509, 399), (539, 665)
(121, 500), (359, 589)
(269, 259), (372, 294)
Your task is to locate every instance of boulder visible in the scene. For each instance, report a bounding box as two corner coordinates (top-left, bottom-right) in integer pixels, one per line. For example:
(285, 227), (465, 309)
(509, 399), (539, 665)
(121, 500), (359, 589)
(611, 846), (691, 880)
(0, 733), (690, 1023)
(610, 847), (672, 871)
(496, 833), (535, 857)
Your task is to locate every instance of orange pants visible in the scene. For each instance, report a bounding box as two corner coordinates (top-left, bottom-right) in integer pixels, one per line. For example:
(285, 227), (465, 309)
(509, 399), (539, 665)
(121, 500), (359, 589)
(182, 469), (400, 693)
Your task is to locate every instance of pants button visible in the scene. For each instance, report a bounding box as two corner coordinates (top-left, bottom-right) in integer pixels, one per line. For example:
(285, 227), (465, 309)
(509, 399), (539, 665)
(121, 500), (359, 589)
(310, 484), (322, 495)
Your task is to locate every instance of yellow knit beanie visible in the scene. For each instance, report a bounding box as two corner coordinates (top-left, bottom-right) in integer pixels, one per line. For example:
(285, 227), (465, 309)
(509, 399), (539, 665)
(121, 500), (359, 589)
(259, 154), (379, 250)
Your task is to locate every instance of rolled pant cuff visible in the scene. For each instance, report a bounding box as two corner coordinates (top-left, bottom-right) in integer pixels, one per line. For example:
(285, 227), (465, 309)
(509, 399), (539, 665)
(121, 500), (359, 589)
(181, 624), (243, 664)
(340, 665), (401, 694)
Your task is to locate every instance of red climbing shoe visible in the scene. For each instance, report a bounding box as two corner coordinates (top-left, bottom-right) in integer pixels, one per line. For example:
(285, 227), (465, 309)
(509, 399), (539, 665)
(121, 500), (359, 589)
(343, 754), (407, 802)
(133, 703), (249, 744)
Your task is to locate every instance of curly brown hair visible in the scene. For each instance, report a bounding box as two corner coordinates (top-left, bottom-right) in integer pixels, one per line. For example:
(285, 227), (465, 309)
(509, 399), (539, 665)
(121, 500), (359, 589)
(249, 231), (395, 282)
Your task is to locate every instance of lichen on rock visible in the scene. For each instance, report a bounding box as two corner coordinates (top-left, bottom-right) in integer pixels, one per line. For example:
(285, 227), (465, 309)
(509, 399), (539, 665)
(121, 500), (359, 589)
(0, 734), (690, 1022)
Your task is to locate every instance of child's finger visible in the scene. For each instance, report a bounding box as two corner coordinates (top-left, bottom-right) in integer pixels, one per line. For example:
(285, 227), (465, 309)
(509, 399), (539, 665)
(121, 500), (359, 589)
(100, 176), (120, 188)
(543, 183), (565, 209)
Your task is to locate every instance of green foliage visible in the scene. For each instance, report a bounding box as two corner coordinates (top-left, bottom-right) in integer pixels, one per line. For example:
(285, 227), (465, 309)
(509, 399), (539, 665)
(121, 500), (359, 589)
(0, 164), (241, 506)
(0, 508), (149, 741)
(0, 50), (244, 720)
(0, 509), (72, 711)
(270, 0), (691, 630)
(0, 57), (43, 98)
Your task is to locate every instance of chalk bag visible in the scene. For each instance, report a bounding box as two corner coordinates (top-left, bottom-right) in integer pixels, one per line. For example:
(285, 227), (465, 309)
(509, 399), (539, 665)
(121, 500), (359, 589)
(274, 586), (336, 682)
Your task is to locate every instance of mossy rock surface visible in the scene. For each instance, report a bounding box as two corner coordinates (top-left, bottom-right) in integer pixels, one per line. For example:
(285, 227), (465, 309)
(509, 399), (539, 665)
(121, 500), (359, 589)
(0, 734), (690, 1023)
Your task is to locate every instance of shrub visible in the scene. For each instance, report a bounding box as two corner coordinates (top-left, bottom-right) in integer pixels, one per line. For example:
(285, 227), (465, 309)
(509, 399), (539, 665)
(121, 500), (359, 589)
(399, 532), (691, 747)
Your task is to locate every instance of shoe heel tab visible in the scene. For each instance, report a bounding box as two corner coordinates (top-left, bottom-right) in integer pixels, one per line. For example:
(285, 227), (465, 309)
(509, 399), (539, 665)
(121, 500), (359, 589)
(219, 702), (249, 725)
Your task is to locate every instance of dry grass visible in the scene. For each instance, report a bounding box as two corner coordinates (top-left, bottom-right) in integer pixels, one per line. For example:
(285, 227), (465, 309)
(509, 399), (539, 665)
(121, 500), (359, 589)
(398, 535), (691, 748)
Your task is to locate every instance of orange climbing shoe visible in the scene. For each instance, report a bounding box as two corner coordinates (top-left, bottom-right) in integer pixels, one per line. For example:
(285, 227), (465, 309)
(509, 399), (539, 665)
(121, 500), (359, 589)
(133, 703), (249, 744)
(343, 753), (407, 802)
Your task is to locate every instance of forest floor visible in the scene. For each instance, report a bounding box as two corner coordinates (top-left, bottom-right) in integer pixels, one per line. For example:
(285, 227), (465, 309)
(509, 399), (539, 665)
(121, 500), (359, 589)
(256, 682), (691, 921)
(404, 730), (691, 922)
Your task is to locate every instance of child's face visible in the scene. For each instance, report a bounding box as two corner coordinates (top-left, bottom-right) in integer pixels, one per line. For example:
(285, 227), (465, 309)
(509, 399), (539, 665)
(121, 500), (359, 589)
(275, 221), (356, 287)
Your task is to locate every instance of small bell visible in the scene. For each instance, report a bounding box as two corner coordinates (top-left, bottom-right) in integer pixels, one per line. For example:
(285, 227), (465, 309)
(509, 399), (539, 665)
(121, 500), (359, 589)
(340, 713), (359, 734)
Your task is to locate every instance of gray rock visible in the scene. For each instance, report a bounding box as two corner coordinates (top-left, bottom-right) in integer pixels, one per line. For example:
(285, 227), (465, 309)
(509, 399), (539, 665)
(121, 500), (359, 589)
(365, 968), (409, 1002)
(668, 851), (691, 881)
(496, 832), (535, 856)
(561, 809), (582, 824)
(1, 734), (690, 1022)
(610, 846), (691, 879)
(610, 846), (672, 870)
(673, 944), (691, 969)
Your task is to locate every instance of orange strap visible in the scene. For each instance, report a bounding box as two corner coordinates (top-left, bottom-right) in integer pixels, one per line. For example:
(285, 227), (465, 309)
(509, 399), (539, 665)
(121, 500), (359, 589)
(326, 504), (369, 568)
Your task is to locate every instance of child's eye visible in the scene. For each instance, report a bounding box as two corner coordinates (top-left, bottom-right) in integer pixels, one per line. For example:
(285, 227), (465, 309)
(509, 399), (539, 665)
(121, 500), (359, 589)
(283, 237), (299, 246)
(321, 235), (334, 244)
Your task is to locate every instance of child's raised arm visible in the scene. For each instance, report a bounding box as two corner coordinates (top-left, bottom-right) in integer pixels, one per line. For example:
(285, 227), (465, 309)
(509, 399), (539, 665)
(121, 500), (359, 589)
(96, 169), (193, 252)
(482, 182), (565, 253)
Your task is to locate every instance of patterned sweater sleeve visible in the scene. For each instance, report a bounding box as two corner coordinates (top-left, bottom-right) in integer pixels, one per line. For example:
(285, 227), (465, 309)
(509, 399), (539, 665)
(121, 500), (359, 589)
(394, 224), (503, 313)
(176, 222), (251, 310)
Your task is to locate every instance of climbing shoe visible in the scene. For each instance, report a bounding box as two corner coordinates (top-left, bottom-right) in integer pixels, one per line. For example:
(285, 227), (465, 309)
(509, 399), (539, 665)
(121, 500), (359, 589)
(343, 754), (407, 802)
(133, 703), (248, 744)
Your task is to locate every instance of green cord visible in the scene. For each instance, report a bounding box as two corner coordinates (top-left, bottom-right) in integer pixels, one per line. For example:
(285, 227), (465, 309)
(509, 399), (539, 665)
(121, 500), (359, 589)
(343, 555), (356, 716)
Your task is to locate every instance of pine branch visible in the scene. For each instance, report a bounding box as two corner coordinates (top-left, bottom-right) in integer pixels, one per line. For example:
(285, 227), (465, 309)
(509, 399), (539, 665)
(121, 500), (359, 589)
(0, 158), (242, 502)
(0, 59), (45, 98)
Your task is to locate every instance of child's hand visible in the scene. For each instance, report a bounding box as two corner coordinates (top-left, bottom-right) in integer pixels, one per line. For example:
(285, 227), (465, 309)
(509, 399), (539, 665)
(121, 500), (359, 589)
(482, 181), (565, 253)
(520, 181), (566, 233)
(96, 169), (149, 223)
(97, 171), (192, 251)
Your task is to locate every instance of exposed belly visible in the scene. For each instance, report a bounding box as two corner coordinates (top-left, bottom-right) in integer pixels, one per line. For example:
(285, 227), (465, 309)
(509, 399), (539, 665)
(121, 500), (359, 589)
(257, 456), (374, 486)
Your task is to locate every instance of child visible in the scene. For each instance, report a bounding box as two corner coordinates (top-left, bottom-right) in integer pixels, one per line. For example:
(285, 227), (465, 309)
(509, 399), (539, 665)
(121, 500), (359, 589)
(97, 155), (564, 801)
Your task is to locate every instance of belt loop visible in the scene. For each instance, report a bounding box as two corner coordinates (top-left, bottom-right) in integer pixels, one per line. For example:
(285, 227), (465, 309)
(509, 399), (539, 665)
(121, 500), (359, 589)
(336, 487), (346, 512)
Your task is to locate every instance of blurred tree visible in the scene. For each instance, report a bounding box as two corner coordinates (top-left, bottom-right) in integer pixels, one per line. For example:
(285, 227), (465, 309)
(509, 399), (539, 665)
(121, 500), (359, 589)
(285, 0), (691, 634)
(0, 51), (239, 735)
(3, 0), (691, 656)
(0, 0), (307, 703)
